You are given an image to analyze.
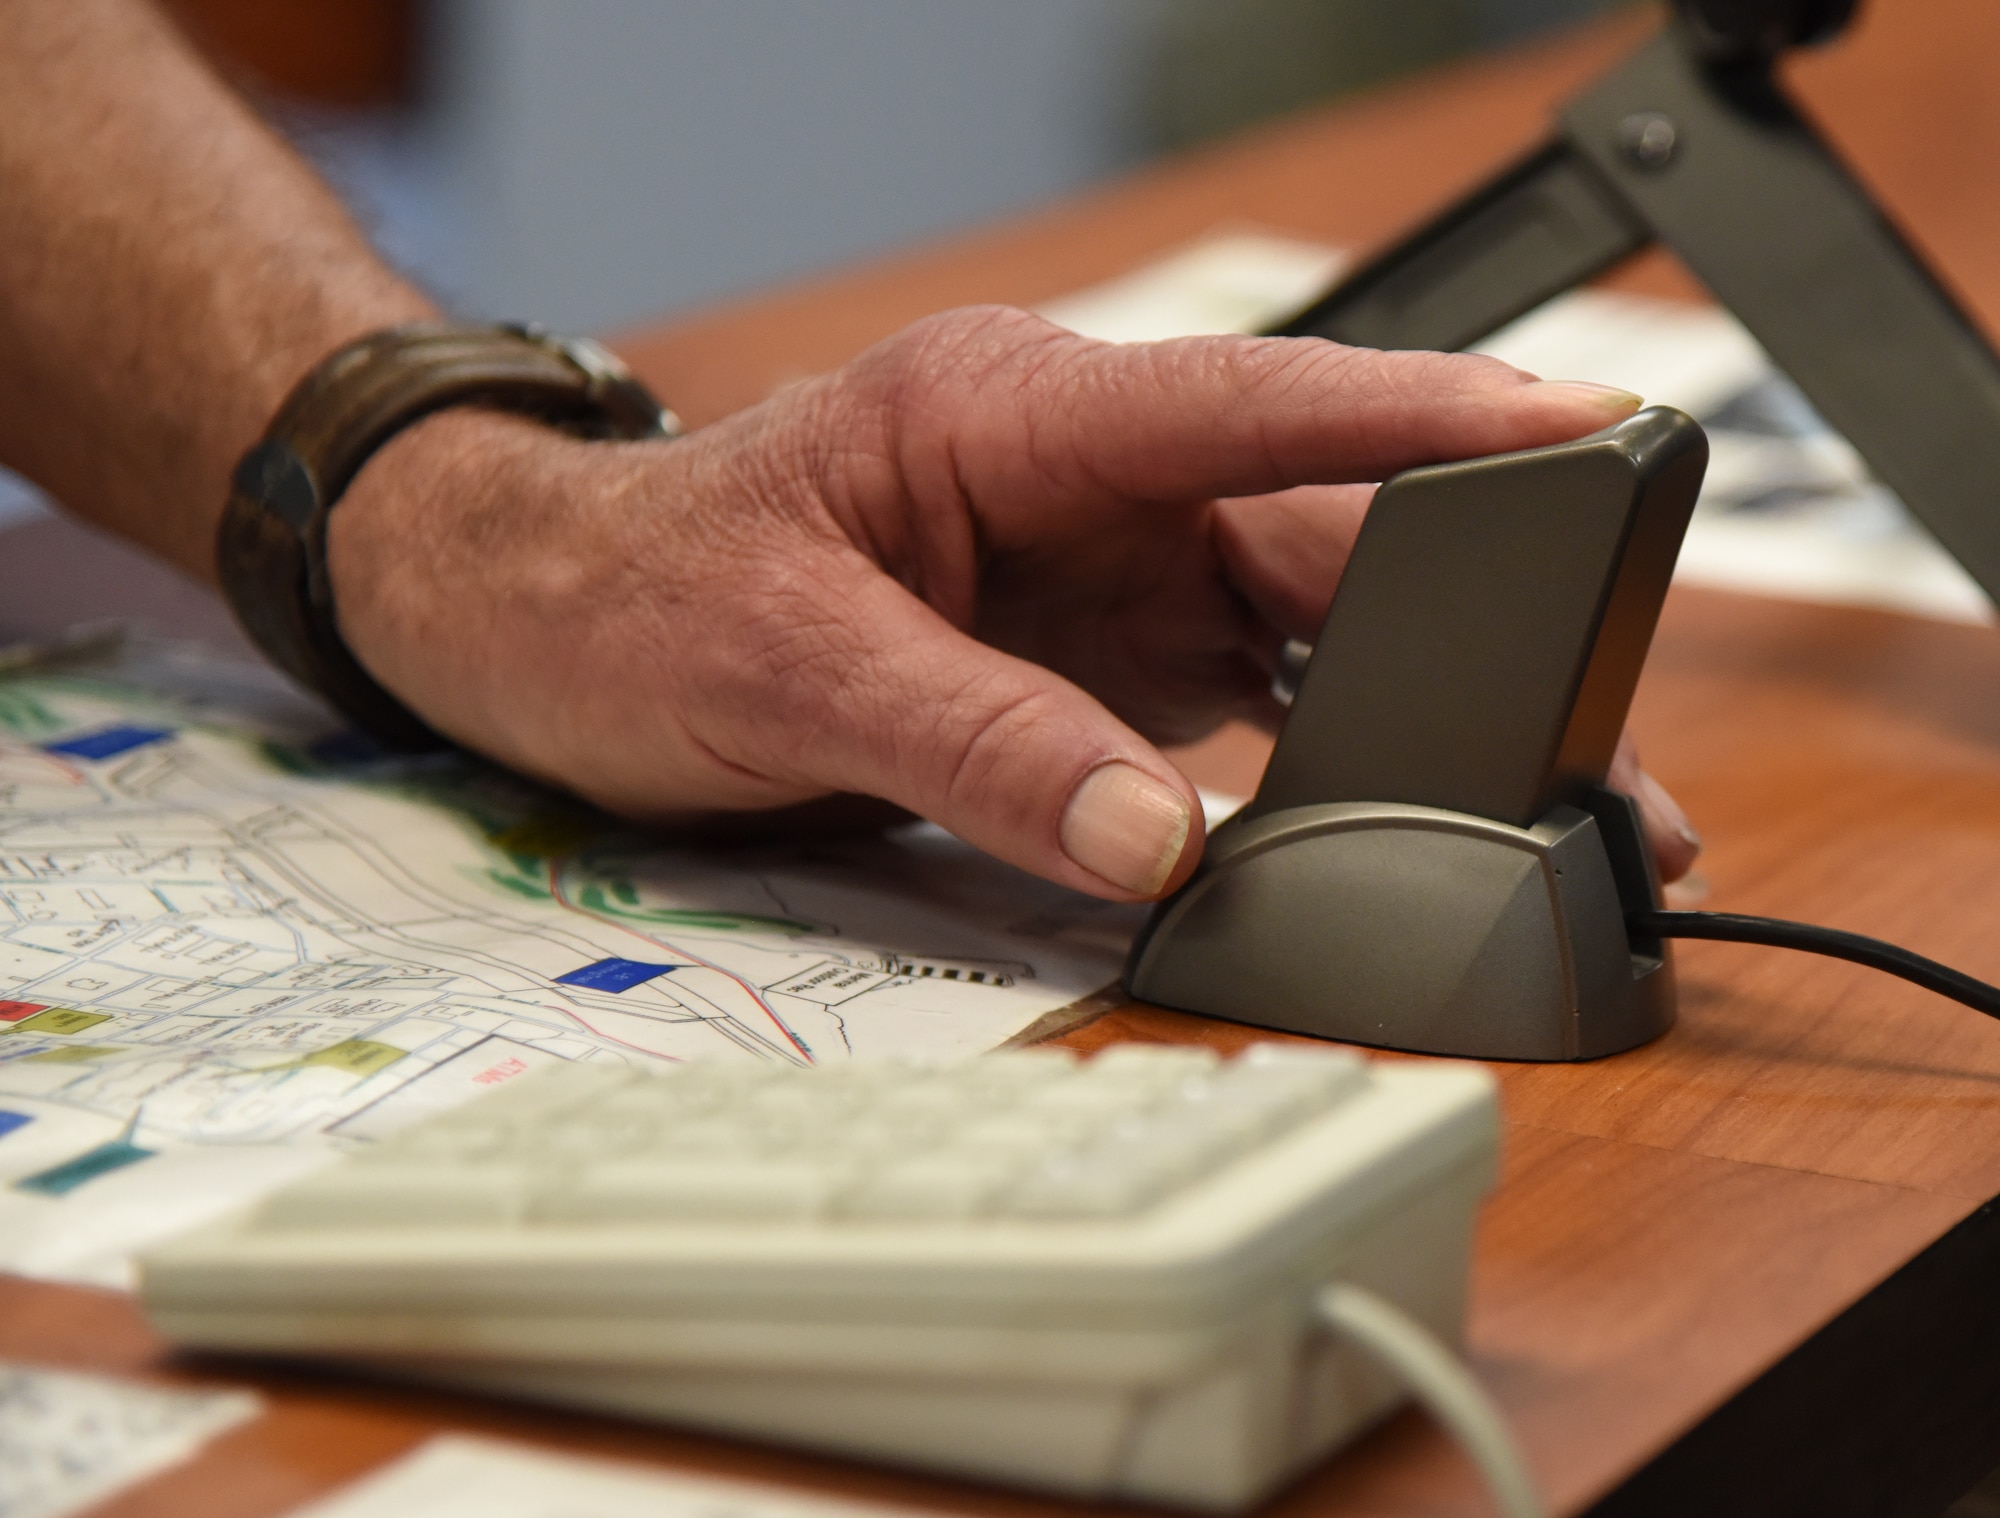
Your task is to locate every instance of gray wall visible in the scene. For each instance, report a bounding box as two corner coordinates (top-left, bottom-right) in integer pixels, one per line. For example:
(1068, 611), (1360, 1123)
(360, 0), (1623, 333)
(418, 0), (1166, 331)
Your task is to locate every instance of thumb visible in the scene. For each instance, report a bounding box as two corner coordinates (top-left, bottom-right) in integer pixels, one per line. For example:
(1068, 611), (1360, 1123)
(732, 560), (1204, 901)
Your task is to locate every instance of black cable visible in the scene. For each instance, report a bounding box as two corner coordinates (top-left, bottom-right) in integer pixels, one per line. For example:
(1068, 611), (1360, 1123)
(1634, 908), (2000, 1021)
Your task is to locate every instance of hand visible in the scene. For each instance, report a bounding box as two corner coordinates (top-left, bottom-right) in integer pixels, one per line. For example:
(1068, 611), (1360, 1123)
(328, 306), (1701, 901)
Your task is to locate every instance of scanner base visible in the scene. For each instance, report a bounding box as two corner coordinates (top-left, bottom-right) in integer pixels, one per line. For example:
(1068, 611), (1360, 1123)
(1124, 800), (1673, 1062)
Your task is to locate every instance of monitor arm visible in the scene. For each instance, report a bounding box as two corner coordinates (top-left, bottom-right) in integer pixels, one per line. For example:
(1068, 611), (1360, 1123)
(1269, 0), (2000, 608)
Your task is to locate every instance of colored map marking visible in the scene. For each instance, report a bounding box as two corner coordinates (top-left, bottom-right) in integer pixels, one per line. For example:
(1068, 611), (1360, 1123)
(17, 1139), (154, 1196)
(555, 957), (680, 993)
(20, 1045), (122, 1065)
(43, 724), (174, 761)
(2, 1008), (110, 1037)
(0, 1112), (29, 1140)
(292, 1039), (407, 1077)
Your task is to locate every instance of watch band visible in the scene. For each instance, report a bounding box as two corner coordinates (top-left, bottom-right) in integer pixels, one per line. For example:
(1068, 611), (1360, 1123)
(217, 322), (678, 750)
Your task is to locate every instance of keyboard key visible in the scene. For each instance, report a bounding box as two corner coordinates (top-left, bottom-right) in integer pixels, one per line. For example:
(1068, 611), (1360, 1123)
(747, 1081), (854, 1118)
(258, 1163), (530, 1228)
(1088, 1116), (1248, 1186)
(813, 1116), (943, 1156)
(1020, 1080), (1150, 1118)
(375, 1119), (512, 1162)
(949, 1112), (1090, 1155)
(1212, 1046), (1366, 1122)
(872, 1081), (984, 1118)
(1087, 1046), (1222, 1080)
(534, 1160), (849, 1223)
(1000, 1153), (1171, 1219)
(948, 1049), (1079, 1093)
(656, 1118), (779, 1156)
(838, 1157), (1022, 1220)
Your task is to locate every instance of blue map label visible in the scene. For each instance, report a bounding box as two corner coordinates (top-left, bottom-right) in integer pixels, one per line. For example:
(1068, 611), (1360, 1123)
(45, 725), (175, 761)
(556, 957), (681, 994)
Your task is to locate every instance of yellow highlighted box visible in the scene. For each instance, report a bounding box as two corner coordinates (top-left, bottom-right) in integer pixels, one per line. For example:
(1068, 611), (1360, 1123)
(296, 1039), (407, 1077)
(2, 1008), (112, 1037)
(21, 1044), (122, 1064)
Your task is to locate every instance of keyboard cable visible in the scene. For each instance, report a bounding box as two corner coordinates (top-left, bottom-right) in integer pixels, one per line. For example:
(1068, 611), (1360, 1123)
(1632, 909), (2000, 1020)
(1315, 1283), (1546, 1518)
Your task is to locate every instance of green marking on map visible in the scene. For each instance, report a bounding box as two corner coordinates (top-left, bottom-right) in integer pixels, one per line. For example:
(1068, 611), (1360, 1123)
(478, 868), (547, 901)
(15, 1138), (153, 1195)
(0, 1008), (111, 1037)
(0, 686), (61, 737)
(294, 1038), (407, 1076)
(20, 1044), (123, 1064)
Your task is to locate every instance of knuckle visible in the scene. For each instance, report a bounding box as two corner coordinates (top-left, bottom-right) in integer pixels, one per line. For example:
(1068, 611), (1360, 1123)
(929, 674), (1066, 815)
(847, 304), (1073, 418)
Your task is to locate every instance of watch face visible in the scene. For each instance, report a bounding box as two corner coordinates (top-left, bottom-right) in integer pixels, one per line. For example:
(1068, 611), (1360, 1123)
(551, 335), (674, 438)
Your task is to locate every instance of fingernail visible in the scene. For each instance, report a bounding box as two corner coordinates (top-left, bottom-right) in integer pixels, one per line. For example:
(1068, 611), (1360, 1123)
(1534, 380), (1644, 415)
(1637, 768), (1702, 853)
(1060, 763), (1193, 897)
(1664, 870), (1711, 909)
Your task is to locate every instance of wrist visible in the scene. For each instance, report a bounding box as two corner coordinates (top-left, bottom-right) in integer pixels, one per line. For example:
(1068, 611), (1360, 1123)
(218, 324), (674, 751)
(325, 407), (556, 743)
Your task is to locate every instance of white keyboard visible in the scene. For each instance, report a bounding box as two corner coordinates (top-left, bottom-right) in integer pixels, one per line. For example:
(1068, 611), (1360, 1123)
(142, 1044), (1498, 1510)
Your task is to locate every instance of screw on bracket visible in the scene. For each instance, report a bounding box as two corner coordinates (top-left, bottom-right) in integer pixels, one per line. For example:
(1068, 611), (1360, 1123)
(1618, 112), (1680, 170)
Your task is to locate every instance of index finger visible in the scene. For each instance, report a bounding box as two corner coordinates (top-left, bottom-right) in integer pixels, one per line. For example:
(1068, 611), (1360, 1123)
(864, 306), (1642, 508)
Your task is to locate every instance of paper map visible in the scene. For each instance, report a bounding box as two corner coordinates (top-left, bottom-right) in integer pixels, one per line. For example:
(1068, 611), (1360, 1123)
(0, 653), (1140, 1285)
(0, 1361), (258, 1518)
(282, 1435), (942, 1518)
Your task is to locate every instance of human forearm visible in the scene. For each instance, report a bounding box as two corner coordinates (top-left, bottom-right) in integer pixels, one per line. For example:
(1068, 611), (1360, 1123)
(0, 0), (432, 579)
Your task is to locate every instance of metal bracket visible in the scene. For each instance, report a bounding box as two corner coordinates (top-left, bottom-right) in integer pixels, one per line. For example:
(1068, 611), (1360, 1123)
(1271, 6), (2000, 608)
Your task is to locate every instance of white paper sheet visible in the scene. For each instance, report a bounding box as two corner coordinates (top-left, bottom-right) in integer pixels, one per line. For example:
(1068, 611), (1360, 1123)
(282, 1435), (941, 1518)
(1035, 232), (1348, 344)
(0, 1361), (258, 1518)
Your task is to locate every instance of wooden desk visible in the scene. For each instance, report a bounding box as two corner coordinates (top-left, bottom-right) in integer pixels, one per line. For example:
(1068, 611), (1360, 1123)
(8, 4), (2000, 1515)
